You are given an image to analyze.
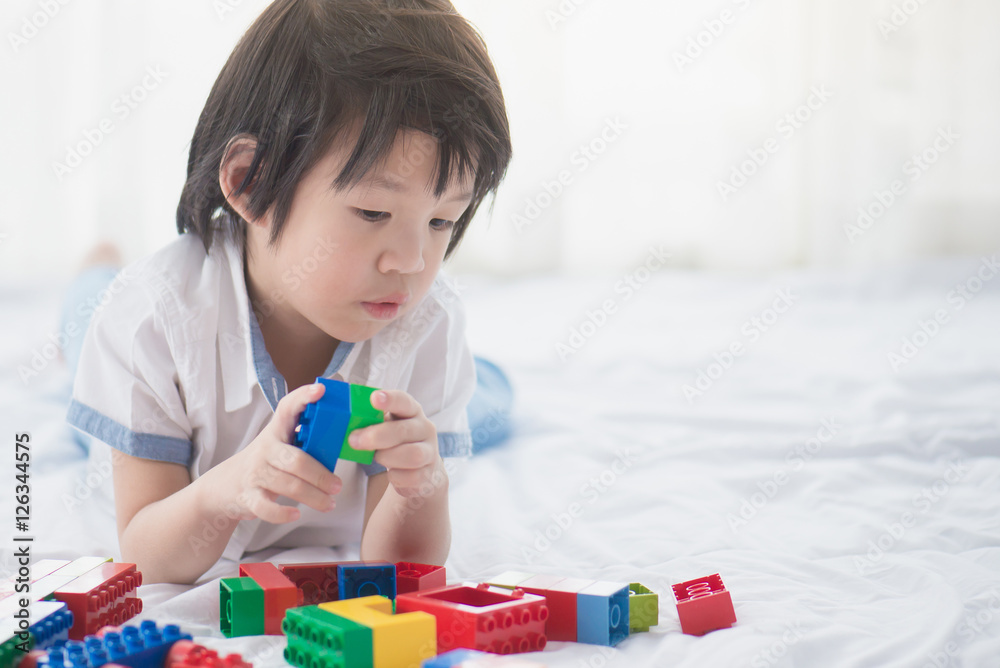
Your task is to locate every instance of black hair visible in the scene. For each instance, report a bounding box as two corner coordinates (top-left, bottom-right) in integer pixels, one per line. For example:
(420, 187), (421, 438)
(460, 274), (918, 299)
(176, 0), (511, 259)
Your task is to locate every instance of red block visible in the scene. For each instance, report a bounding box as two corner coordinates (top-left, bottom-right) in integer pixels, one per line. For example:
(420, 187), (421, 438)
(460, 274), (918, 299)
(278, 562), (340, 605)
(239, 562), (302, 635)
(167, 640), (253, 668)
(396, 583), (548, 655)
(671, 573), (736, 636)
(52, 562), (143, 639)
(395, 562), (446, 595)
(515, 575), (592, 642)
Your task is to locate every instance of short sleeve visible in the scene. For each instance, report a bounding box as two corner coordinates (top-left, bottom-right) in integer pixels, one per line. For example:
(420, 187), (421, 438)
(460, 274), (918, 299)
(66, 272), (194, 466)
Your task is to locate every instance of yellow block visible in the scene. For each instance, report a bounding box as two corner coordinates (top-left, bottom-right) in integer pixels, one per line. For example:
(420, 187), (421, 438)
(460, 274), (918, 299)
(320, 596), (436, 668)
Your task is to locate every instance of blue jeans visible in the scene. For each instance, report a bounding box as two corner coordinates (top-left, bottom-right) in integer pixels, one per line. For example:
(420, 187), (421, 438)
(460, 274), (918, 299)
(61, 266), (512, 454)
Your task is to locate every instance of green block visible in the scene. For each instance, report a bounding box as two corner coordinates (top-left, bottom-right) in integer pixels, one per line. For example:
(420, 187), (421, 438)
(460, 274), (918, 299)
(0, 634), (31, 668)
(338, 384), (384, 466)
(283, 605), (372, 668)
(220, 577), (264, 637)
(628, 582), (659, 633)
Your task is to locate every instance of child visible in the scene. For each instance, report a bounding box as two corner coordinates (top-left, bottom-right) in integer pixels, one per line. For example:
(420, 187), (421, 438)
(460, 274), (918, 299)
(64, 0), (512, 585)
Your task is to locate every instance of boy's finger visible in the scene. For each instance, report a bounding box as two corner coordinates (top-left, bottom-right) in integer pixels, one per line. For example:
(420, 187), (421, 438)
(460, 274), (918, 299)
(262, 469), (336, 513)
(271, 382), (326, 441)
(349, 418), (431, 453)
(247, 489), (301, 524)
(370, 389), (421, 420)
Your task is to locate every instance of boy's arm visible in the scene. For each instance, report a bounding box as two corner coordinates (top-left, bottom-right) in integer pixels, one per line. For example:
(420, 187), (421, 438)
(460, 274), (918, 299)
(113, 454), (237, 585)
(360, 466), (451, 565)
(113, 382), (341, 584)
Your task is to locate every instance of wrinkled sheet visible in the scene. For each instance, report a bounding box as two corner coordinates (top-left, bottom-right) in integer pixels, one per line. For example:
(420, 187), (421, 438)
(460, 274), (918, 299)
(1, 256), (998, 668)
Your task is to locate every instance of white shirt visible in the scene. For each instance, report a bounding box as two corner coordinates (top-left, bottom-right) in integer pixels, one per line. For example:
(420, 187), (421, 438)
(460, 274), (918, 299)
(67, 232), (476, 559)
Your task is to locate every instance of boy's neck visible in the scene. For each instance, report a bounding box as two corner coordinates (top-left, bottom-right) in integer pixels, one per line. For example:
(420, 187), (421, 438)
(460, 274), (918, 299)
(243, 256), (340, 392)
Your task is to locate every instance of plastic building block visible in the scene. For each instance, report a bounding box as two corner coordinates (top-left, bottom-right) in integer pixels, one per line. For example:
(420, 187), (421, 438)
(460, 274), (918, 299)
(481, 573), (534, 591)
(0, 558), (112, 621)
(627, 583), (658, 633)
(28, 601), (74, 650)
(671, 574), (736, 636)
(219, 578), (264, 638)
(337, 562), (396, 601)
(0, 636), (28, 668)
(295, 378), (385, 470)
(278, 563), (340, 605)
(396, 563), (447, 596)
(344, 383), (384, 464)
(320, 596), (436, 668)
(576, 581), (629, 647)
(52, 563), (142, 640)
(37, 620), (191, 668)
(237, 563), (302, 635)
(0, 560), (69, 601)
(396, 584), (547, 655)
(496, 575), (591, 643)
(165, 640), (252, 668)
(422, 649), (491, 667)
(282, 605), (371, 668)
(421, 649), (548, 667)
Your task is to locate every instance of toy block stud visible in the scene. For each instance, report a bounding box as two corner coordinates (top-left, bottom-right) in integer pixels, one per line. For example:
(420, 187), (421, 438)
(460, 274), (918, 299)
(279, 563), (340, 605)
(337, 562), (396, 601)
(36, 621), (191, 668)
(320, 596), (436, 668)
(28, 601), (74, 650)
(576, 581), (630, 647)
(671, 574), (736, 636)
(51, 563), (143, 639)
(238, 563), (302, 635)
(282, 605), (371, 668)
(396, 563), (447, 595)
(396, 584), (547, 655)
(219, 578), (264, 638)
(628, 583), (658, 633)
(165, 640), (252, 668)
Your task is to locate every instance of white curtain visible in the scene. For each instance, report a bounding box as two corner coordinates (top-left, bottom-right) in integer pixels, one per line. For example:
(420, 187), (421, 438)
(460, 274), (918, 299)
(3, 0), (998, 284)
(451, 0), (1000, 273)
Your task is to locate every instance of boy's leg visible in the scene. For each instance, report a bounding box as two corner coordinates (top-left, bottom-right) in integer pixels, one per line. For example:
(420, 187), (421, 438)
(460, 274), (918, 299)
(60, 266), (121, 375)
(467, 356), (514, 453)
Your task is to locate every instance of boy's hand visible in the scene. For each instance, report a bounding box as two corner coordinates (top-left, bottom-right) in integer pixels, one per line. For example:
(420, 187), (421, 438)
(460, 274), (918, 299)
(348, 389), (442, 498)
(219, 382), (342, 523)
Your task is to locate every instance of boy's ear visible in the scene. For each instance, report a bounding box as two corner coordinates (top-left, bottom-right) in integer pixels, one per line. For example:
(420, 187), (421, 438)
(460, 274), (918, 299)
(219, 135), (266, 227)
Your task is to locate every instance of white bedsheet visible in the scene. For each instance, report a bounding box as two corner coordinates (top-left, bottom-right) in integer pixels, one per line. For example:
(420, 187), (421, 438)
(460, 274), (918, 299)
(1, 256), (998, 668)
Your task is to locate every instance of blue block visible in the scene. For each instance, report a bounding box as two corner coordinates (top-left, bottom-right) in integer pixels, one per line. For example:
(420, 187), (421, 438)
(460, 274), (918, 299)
(338, 562), (396, 600)
(29, 601), (73, 650)
(40, 621), (191, 668)
(296, 377), (351, 471)
(577, 581), (630, 646)
(422, 648), (492, 667)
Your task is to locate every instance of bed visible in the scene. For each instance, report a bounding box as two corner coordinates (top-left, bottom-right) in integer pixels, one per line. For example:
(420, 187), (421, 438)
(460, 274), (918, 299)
(2, 255), (998, 667)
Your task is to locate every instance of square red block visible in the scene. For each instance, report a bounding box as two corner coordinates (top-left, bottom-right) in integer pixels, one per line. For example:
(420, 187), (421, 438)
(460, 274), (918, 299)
(671, 573), (736, 636)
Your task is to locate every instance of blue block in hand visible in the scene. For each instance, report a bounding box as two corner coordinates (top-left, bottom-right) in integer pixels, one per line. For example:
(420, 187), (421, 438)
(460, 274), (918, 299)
(295, 378), (352, 471)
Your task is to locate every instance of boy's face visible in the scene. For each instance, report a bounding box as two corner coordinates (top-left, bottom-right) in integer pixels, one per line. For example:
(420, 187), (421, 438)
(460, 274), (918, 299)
(244, 128), (474, 345)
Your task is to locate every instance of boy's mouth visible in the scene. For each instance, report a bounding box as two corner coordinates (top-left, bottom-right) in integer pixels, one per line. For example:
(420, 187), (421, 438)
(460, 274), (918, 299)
(361, 293), (408, 320)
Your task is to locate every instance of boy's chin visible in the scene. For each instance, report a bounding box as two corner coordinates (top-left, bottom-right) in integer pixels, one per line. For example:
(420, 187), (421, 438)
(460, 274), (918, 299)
(326, 320), (392, 344)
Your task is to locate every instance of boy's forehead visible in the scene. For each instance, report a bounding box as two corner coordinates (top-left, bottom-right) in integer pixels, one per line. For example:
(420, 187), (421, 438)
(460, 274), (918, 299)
(321, 128), (474, 201)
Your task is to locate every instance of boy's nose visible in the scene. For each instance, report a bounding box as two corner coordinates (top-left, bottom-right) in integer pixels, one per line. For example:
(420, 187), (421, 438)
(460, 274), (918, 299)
(378, 227), (425, 275)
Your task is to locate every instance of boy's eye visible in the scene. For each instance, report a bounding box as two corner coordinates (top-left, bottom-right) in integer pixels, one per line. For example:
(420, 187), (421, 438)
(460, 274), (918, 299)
(430, 218), (455, 231)
(356, 209), (389, 222)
